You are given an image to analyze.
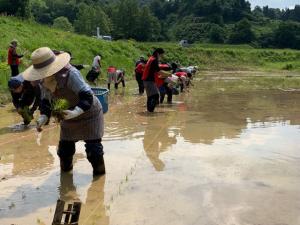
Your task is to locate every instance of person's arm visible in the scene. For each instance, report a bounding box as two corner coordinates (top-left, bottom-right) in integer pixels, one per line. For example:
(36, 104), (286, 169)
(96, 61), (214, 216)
(11, 92), (21, 109)
(30, 84), (41, 113)
(158, 70), (171, 78)
(12, 48), (23, 58)
(63, 69), (94, 120)
(36, 88), (52, 131)
(72, 64), (84, 70)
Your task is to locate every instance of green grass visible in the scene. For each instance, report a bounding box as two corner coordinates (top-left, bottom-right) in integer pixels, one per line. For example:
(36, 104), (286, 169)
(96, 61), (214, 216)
(0, 15), (300, 101)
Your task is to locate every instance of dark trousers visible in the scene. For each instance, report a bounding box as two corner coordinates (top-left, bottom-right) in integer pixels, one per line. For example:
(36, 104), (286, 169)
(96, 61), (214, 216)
(159, 84), (173, 104)
(147, 94), (159, 112)
(10, 65), (19, 77)
(115, 80), (125, 89)
(58, 139), (104, 165)
(135, 73), (144, 94)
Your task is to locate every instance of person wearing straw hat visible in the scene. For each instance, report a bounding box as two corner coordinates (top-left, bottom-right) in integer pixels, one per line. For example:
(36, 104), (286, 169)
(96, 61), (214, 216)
(7, 40), (24, 77)
(23, 47), (105, 176)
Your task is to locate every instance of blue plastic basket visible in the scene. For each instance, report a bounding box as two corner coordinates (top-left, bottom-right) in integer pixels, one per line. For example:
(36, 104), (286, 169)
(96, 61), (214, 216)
(91, 87), (109, 114)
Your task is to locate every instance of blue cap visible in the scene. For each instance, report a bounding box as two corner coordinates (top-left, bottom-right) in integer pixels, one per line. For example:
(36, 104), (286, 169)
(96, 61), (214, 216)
(8, 74), (24, 90)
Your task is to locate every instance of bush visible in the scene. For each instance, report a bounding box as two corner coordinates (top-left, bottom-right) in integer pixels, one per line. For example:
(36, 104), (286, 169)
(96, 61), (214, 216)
(53, 16), (73, 32)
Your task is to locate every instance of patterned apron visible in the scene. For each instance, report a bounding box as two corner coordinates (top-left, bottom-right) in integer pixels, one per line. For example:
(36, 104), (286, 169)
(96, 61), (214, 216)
(54, 72), (104, 141)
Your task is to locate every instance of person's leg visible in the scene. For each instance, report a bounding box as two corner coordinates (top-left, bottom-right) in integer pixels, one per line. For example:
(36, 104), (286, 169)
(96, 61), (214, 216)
(136, 74), (144, 94)
(107, 83), (110, 90)
(159, 87), (165, 104)
(57, 140), (76, 172)
(166, 86), (173, 103)
(85, 139), (105, 176)
(121, 79), (125, 87)
(147, 94), (159, 112)
(114, 83), (118, 89)
(10, 65), (19, 77)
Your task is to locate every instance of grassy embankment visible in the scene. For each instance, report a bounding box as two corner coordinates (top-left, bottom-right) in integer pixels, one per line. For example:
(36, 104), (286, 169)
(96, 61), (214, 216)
(0, 16), (300, 103)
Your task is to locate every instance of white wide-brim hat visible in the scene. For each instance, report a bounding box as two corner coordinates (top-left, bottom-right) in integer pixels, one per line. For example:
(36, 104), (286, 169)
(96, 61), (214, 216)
(23, 47), (71, 81)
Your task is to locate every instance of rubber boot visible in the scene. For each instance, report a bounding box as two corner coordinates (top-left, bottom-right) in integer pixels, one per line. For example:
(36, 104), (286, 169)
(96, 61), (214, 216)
(91, 155), (106, 176)
(60, 157), (73, 172)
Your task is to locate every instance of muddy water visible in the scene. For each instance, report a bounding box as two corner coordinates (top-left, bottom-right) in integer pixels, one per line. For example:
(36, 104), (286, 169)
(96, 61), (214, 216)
(0, 78), (300, 225)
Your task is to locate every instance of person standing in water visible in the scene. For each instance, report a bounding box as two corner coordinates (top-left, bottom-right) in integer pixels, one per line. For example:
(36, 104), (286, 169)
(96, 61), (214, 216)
(135, 57), (146, 95)
(7, 40), (24, 77)
(23, 47), (105, 176)
(142, 48), (171, 112)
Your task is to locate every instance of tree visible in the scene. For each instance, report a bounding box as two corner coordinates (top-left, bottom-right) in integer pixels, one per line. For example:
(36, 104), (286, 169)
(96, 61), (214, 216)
(112, 0), (139, 39)
(74, 3), (111, 36)
(209, 24), (226, 43)
(229, 18), (255, 44)
(53, 16), (74, 32)
(0, 0), (30, 17)
(274, 21), (300, 49)
(135, 6), (161, 41)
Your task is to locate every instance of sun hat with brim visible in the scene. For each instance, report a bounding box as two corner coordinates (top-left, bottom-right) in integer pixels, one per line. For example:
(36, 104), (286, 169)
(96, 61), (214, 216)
(22, 47), (71, 81)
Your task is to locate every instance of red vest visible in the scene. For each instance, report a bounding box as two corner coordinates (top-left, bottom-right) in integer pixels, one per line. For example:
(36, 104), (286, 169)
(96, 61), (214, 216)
(107, 66), (116, 73)
(175, 72), (187, 77)
(155, 73), (164, 87)
(135, 62), (145, 74)
(8, 47), (20, 65)
(142, 56), (156, 81)
(159, 64), (170, 71)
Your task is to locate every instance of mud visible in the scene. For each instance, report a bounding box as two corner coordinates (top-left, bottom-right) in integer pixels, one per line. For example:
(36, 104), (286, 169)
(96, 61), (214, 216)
(0, 75), (300, 225)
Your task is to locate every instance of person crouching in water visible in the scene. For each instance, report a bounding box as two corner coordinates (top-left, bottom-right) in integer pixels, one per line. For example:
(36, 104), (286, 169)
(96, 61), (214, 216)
(157, 63), (173, 104)
(23, 47), (105, 176)
(115, 69), (125, 89)
(8, 74), (41, 125)
(107, 66), (117, 90)
(142, 48), (171, 112)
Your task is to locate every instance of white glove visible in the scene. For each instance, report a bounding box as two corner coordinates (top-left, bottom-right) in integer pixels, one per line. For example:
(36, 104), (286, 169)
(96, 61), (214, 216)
(36, 115), (49, 132)
(63, 106), (84, 120)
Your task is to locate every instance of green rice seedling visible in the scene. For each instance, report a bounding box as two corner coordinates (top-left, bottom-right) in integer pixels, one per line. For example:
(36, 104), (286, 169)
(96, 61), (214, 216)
(52, 98), (70, 122)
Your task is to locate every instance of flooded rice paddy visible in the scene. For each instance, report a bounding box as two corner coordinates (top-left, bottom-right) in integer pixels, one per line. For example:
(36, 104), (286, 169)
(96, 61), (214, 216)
(0, 73), (300, 225)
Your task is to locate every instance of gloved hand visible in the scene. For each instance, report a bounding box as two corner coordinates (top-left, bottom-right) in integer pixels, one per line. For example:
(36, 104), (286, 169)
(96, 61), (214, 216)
(63, 106), (84, 120)
(36, 114), (49, 132)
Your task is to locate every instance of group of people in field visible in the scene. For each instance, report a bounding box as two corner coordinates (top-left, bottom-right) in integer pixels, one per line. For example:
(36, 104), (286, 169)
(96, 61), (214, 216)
(135, 48), (197, 112)
(6, 40), (197, 179)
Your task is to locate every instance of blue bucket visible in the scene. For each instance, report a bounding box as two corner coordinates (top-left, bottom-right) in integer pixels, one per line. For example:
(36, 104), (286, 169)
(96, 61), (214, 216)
(91, 87), (109, 114)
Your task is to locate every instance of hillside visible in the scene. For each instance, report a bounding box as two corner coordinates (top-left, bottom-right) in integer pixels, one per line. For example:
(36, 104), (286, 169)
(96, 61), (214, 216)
(1, 15), (300, 97)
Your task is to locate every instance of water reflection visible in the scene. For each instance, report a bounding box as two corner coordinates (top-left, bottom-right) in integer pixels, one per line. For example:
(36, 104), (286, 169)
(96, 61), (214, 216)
(59, 172), (109, 225)
(143, 118), (177, 171)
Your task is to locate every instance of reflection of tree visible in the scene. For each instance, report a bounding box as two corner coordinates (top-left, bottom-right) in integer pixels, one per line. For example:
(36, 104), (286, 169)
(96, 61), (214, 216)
(143, 117), (177, 171)
(59, 172), (109, 225)
(180, 91), (300, 144)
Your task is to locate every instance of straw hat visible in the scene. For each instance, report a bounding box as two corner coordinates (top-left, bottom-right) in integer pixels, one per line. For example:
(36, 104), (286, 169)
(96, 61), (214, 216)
(23, 47), (71, 81)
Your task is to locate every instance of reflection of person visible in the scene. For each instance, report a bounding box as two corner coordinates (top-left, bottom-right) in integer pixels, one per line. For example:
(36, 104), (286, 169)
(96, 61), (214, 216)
(59, 173), (109, 225)
(8, 74), (41, 125)
(7, 40), (24, 77)
(142, 48), (171, 112)
(143, 124), (177, 171)
(23, 47), (105, 176)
